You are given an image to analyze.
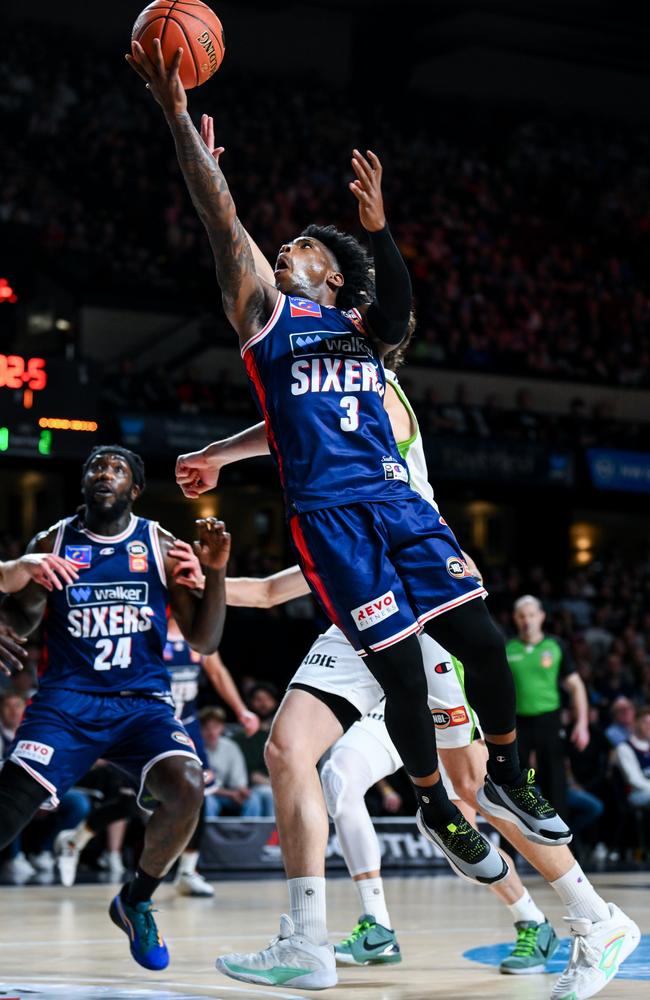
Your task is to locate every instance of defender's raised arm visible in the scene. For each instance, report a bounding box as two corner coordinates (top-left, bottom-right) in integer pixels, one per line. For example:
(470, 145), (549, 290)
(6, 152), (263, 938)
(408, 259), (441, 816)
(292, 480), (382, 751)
(126, 40), (276, 345)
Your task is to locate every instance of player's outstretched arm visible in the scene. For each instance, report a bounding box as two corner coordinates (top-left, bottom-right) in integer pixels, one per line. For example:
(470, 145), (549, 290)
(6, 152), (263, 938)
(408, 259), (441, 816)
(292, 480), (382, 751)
(126, 40), (276, 345)
(161, 518), (230, 654)
(348, 149), (412, 350)
(0, 553), (78, 594)
(176, 422), (270, 498)
(225, 566), (310, 609)
(202, 650), (260, 736)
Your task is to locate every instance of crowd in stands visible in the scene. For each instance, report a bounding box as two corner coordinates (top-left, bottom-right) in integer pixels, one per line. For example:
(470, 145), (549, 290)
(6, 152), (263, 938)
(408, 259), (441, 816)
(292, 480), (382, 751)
(2, 25), (650, 388)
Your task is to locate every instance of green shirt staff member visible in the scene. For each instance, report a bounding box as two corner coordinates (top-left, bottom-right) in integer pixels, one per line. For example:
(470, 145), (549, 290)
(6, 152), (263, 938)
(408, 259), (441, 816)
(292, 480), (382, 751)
(506, 595), (590, 820)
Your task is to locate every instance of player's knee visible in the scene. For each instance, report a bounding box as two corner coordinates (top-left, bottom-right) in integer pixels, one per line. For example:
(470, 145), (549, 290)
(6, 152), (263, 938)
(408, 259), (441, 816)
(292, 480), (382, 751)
(154, 758), (203, 816)
(321, 751), (370, 819)
(321, 757), (346, 818)
(265, 728), (319, 776)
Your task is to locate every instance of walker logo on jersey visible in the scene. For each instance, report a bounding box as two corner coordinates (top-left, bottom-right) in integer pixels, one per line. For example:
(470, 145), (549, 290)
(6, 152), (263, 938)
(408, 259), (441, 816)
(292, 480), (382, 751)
(67, 581), (149, 607)
(289, 330), (373, 360)
(289, 297), (322, 319)
(431, 706), (469, 729)
(351, 590), (399, 631)
(127, 539), (148, 573)
(14, 739), (54, 765)
(446, 556), (469, 579)
(540, 650), (554, 668)
(171, 730), (196, 749)
(434, 661), (453, 674)
(382, 457), (409, 483)
(65, 545), (92, 568)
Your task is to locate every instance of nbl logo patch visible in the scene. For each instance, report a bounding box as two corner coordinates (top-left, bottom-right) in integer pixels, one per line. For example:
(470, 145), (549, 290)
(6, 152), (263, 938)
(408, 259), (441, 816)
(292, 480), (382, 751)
(127, 539), (148, 573)
(172, 731), (196, 750)
(351, 590), (399, 631)
(446, 556), (469, 580)
(431, 706), (469, 729)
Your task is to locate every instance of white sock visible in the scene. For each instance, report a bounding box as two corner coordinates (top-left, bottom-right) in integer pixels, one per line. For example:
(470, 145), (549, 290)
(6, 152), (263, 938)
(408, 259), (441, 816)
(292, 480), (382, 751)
(355, 876), (392, 928)
(288, 876), (328, 945)
(550, 862), (609, 923)
(507, 888), (546, 926)
(72, 821), (94, 851)
(179, 850), (199, 876)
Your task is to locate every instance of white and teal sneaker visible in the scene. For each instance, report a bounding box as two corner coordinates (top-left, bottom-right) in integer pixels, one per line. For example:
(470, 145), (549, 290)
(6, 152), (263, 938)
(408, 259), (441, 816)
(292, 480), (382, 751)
(550, 903), (640, 999)
(335, 914), (402, 966)
(216, 914), (337, 990)
(500, 919), (559, 974)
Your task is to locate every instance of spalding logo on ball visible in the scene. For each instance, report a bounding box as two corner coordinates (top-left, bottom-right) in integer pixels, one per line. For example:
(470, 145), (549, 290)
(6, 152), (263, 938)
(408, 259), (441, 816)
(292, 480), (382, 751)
(132, 1), (225, 89)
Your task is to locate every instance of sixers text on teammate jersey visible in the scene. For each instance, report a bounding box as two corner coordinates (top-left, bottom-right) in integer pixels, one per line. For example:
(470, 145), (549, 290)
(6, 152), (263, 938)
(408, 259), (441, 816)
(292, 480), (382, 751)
(0, 446), (230, 972)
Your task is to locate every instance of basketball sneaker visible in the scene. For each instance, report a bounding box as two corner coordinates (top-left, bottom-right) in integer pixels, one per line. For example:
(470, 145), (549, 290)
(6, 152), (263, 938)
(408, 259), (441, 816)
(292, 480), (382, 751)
(416, 808), (509, 884)
(54, 829), (81, 887)
(335, 914), (402, 966)
(109, 893), (170, 971)
(176, 871), (215, 897)
(550, 903), (640, 1000)
(476, 769), (572, 846)
(500, 919), (559, 974)
(216, 914), (337, 990)
(0, 851), (36, 885)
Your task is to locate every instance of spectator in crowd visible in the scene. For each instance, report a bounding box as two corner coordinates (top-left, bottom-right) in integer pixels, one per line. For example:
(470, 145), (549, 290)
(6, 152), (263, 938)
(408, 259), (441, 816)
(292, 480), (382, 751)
(233, 683), (279, 819)
(200, 707), (251, 818)
(614, 706), (650, 811)
(0, 691), (25, 759)
(605, 697), (637, 748)
(506, 595), (590, 818)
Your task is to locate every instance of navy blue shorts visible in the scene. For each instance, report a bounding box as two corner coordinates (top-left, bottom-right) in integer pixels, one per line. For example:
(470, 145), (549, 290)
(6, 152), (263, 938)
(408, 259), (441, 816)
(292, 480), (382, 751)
(9, 688), (200, 809)
(289, 496), (486, 654)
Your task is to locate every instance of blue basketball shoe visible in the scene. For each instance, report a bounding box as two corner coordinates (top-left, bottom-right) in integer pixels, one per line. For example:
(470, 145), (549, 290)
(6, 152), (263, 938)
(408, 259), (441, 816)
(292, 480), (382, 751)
(109, 893), (170, 971)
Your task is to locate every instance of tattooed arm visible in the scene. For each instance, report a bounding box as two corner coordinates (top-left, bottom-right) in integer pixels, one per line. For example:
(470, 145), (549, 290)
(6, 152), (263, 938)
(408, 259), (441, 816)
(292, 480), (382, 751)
(126, 40), (277, 345)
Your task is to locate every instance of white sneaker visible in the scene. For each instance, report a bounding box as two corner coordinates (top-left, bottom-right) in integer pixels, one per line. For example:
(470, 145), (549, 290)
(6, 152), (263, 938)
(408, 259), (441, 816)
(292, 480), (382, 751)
(28, 850), (55, 874)
(1, 852), (36, 884)
(216, 914), (337, 990)
(176, 871), (215, 897)
(550, 903), (640, 999)
(54, 829), (81, 887)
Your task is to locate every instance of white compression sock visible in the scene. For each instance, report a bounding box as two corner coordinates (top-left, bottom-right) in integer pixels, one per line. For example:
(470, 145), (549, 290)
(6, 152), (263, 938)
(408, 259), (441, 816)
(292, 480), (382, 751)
(356, 876), (391, 929)
(178, 850), (199, 876)
(507, 888), (546, 926)
(550, 862), (609, 923)
(72, 821), (94, 851)
(288, 877), (328, 945)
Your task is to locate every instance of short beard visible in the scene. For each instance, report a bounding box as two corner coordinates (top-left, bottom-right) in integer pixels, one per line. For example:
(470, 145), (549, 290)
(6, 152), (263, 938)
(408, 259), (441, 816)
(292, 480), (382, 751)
(83, 492), (131, 526)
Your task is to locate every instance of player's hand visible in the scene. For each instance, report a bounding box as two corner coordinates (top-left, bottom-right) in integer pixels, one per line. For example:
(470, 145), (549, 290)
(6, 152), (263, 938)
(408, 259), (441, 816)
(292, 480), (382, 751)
(18, 553), (79, 592)
(570, 721), (590, 752)
(169, 538), (206, 590)
(349, 149), (386, 232)
(0, 624), (27, 676)
(200, 114), (225, 163)
(461, 550), (483, 585)
(194, 517), (231, 571)
(126, 38), (187, 117)
(238, 709), (261, 737)
(176, 448), (221, 499)
(382, 788), (402, 814)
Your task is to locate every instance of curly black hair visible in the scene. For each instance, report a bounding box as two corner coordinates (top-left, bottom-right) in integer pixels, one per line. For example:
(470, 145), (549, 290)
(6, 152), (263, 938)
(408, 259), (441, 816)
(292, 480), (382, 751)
(301, 224), (374, 311)
(81, 445), (146, 492)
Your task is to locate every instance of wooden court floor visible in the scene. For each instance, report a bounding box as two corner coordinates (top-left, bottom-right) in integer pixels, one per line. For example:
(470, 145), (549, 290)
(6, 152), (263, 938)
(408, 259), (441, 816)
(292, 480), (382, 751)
(0, 872), (648, 999)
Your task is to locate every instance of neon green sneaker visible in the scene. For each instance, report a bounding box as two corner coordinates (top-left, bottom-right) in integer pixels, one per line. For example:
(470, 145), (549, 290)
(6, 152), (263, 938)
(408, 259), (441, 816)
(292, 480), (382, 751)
(334, 914), (402, 966)
(500, 919), (559, 974)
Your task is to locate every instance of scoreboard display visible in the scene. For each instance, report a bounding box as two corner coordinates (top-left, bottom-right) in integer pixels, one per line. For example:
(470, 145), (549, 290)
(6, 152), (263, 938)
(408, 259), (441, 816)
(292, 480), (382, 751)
(0, 354), (100, 458)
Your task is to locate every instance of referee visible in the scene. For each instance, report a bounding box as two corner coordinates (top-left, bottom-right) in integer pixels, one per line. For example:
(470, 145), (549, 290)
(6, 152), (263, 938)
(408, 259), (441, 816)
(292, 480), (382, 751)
(506, 595), (590, 818)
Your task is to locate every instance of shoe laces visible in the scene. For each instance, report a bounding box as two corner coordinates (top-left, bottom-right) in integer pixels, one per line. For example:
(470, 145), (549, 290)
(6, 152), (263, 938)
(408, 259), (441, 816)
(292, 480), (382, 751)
(555, 926), (600, 987)
(340, 918), (374, 946)
(132, 901), (163, 950)
(441, 817), (488, 862)
(509, 769), (556, 818)
(511, 924), (541, 957)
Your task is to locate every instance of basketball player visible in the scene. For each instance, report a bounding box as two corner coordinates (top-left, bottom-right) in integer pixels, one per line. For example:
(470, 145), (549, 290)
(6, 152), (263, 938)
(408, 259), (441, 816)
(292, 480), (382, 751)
(131, 49), (568, 987)
(0, 445), (230, 972)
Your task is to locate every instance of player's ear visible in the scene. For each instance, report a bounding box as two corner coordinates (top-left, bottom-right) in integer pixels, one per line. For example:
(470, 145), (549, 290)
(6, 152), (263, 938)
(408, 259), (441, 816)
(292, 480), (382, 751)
(327, 269), (344, 291)
(130, 484), (142, 502)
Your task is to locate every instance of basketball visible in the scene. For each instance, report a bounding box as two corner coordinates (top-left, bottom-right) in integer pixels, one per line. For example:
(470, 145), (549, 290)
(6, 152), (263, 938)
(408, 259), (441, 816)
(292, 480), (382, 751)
(132, 1), (225, 90)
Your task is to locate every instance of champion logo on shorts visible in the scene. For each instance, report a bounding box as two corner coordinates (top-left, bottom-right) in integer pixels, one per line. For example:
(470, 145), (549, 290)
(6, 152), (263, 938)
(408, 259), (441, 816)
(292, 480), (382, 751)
(14, 740), (55, 765)
(351, 590), (399, 631)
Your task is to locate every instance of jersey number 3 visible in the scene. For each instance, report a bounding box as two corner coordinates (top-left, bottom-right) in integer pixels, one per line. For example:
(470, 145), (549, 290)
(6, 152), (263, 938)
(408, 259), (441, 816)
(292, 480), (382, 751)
(340, 396), (360, 432)
(94, 637), (133, 671)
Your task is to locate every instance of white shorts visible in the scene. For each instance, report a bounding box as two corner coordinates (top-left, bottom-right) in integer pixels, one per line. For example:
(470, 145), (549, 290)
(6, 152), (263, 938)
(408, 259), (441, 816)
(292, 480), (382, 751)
(290, 624), (480, 750)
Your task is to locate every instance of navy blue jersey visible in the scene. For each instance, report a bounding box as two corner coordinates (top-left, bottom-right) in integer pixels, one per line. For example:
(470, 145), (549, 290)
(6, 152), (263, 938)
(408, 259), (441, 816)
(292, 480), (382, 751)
(242, 293), (414, 513)
(41, 514), (171, 697)
(163, 635), (203, 724)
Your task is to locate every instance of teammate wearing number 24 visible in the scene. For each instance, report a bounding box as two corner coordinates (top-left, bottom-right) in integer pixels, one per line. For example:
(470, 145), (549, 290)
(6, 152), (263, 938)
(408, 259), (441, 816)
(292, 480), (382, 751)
(0, 445), (230, 973)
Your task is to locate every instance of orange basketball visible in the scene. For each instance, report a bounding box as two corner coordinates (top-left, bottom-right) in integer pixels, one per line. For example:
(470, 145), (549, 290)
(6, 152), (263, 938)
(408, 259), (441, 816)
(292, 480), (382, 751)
(132, 1), (225, 90)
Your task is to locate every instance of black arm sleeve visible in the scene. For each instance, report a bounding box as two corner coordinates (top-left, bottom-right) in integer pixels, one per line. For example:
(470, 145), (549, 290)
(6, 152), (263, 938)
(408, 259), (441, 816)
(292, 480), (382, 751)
(365, 225), (412, 346)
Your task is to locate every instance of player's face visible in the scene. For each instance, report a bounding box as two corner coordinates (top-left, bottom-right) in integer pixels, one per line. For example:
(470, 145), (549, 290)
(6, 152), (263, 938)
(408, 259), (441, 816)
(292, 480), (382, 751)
(513, 602), (545, 640)
(82, 454), (137, 519)
(273, 237), (341, 298)
(0, 695), (25, 730)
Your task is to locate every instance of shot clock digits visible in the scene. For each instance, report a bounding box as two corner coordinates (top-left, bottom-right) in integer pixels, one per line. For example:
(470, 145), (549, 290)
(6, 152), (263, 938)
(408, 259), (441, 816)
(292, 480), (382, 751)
(0, 355), (47, 391)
